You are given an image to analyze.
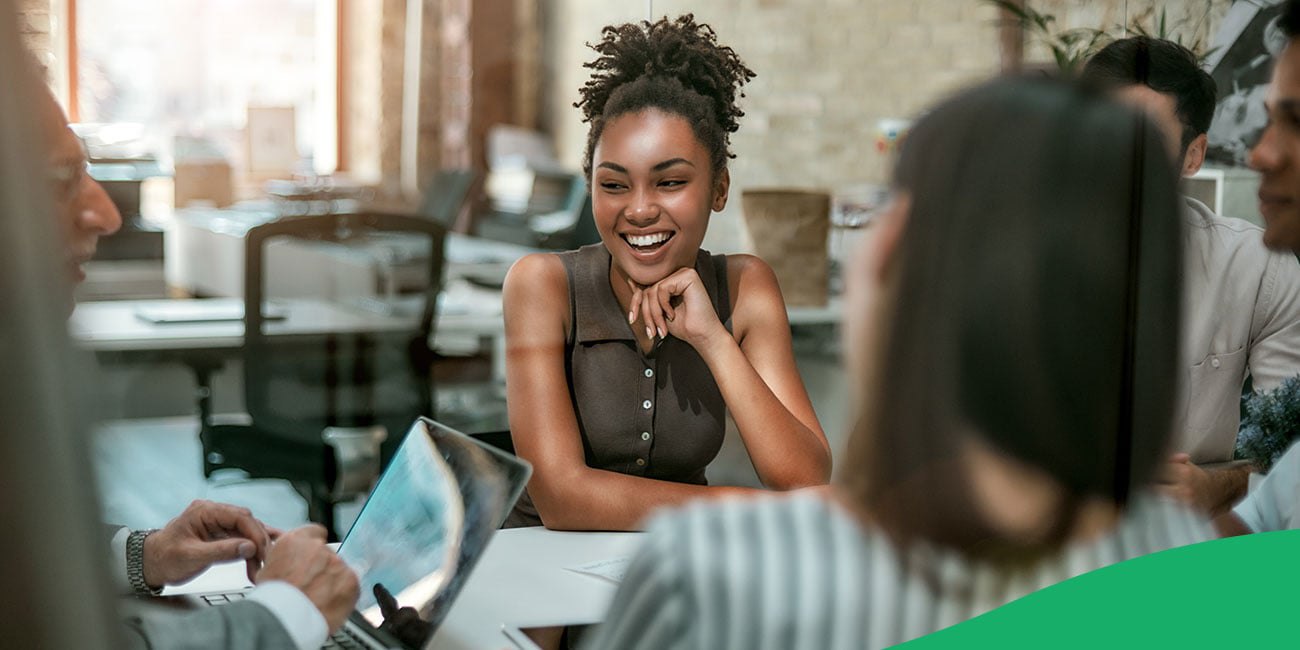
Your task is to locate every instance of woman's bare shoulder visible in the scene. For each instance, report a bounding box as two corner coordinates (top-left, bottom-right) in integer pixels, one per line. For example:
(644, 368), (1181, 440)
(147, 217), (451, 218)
(503, 253), (570, 331)
(724, 254), (785, 317)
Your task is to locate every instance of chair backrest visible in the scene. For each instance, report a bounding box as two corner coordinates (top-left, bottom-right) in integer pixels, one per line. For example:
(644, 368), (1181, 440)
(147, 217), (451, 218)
(242, 212), (447, 451)
(419, 168), (476, 230)
(537, 175), (600, 250)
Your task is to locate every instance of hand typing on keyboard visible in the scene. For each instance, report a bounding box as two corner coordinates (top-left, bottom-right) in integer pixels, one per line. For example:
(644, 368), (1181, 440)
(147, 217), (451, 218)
(256, 524), (361, 633)
(142, 499), (276, 590)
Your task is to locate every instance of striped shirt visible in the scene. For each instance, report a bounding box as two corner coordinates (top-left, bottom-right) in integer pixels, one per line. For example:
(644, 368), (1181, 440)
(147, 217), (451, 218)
(583, 491), (1211, 650)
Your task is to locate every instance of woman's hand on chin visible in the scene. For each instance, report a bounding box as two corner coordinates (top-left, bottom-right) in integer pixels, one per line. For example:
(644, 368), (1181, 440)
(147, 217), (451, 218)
(627, 268), (727, 349)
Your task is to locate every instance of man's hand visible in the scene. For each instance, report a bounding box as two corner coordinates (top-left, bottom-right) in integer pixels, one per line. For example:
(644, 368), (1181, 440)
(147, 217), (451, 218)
(256, 524), (360, 633)
(142, 500), (275, 589)
(1158, 453), (1251, 516)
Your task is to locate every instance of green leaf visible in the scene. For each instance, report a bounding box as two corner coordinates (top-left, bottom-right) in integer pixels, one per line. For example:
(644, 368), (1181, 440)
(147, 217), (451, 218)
(1052, 47), (1072, 74)
(985, 0), (1033, 27)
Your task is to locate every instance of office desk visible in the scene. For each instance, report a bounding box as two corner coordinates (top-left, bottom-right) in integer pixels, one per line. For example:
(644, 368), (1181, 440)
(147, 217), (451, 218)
(71, 295), (508, 422)
(70, 296), (504, 355)
(164, 526), (644, 650)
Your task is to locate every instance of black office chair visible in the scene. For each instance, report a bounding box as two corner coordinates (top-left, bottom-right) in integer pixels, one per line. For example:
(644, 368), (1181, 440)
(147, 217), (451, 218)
(201, 211), (446, 540)
(536, 176), (599, 251)
(469, 430), (515, 456)
(419, 168), (476, 231)
(476, 171), (600, 250)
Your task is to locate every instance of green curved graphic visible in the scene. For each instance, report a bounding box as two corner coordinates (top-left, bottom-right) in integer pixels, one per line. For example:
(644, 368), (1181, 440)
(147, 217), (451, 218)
(896, 529), (1300, 648)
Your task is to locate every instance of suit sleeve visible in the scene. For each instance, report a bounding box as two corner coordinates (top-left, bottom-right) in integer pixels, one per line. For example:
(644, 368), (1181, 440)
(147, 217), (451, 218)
(119, 600), (299, 650)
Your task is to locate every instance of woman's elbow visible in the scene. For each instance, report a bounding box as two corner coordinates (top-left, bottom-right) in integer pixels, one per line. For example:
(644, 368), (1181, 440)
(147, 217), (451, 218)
(763, 452), (832, 489)
(526, 473), (591, 530)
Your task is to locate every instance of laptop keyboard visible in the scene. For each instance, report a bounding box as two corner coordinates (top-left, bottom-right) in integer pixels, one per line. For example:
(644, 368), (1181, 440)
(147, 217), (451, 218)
(203, 591), (379, 649)
(323, 627), (372, 649)
(199, 591), (247, 606)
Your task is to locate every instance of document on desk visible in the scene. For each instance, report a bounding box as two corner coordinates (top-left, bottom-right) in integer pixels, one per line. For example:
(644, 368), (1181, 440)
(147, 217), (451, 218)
(564, 557), (631, 584)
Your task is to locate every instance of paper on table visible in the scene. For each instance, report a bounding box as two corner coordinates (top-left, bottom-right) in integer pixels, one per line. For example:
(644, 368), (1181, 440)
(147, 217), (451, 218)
(564, 557), (631, 584)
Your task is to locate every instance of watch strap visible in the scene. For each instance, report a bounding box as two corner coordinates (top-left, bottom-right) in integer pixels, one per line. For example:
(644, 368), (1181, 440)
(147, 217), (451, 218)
(126, 528), (163, 597)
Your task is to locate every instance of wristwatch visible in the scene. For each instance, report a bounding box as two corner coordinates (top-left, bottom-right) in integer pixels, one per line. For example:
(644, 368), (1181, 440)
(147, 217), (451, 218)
(126, 529), (163, 597)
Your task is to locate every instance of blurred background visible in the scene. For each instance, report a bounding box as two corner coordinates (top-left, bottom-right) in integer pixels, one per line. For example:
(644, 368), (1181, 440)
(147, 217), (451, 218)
(17, 0), (1253, 534)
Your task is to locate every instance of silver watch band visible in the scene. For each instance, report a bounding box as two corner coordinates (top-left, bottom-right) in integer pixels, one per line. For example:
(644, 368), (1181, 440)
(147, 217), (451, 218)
(126, 528), (163, 597)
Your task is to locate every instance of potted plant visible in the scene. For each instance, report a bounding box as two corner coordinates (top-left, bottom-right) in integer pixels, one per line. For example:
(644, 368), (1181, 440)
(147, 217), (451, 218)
(1237, 375), (1300, 474)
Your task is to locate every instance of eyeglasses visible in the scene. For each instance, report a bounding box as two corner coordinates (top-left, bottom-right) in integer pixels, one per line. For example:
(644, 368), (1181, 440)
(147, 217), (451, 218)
(48, 160), (90, 204)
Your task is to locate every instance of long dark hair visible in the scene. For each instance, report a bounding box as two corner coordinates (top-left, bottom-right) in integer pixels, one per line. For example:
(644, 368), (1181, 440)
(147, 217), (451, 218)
(838, 78), (1183, 561)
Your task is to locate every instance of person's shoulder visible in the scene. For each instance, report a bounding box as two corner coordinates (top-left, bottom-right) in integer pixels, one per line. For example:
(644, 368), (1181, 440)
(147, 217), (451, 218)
(1184, 198), (1269, 246)
(723, 253), (776, 284)
(721, 254), (786, 320)
(505, 252), (566, 288)
(1182, 198), (1298, 272)
(634, 492), (877, 631)
(643, 491), (857, 561)
(503, 253), (569, 302)
(502, 253), (569, 325)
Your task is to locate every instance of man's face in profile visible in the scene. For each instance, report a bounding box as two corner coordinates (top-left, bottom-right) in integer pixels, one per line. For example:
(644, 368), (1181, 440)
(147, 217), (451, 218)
(37, 89), (122, 289)
(1250, 40), (1300, 252)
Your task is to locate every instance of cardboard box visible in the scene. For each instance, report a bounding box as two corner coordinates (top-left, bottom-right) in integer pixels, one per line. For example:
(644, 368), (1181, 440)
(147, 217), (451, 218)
(173, 160), (233, 208)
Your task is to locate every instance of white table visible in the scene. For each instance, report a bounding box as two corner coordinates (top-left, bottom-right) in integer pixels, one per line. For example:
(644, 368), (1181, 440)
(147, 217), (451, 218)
(431, 527), (644, 649)
(70, 295), (509, 425)
(70, 295), (505, 355)
(164, 527), (645, 650)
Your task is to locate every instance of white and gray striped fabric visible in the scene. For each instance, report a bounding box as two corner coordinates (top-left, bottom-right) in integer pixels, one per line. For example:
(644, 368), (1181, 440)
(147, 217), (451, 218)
(583, 491), (1211, 650)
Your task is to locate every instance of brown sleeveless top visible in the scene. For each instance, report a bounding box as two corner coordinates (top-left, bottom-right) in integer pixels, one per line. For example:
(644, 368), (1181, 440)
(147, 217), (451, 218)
(504, 244), (732, 528)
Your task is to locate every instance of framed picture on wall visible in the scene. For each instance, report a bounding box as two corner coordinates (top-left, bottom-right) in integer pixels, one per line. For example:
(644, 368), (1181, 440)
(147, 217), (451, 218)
(1205, 0), (1289, 166)
(246, 106), (298, 178)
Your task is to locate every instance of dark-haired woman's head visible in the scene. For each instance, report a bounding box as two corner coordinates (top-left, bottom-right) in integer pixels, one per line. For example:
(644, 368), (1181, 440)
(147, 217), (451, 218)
(838, 78), (1183, 561)
(577, 15), (754, 285)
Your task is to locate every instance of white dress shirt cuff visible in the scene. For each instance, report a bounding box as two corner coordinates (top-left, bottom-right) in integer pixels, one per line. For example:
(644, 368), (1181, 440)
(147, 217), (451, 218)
(248, 580), (330, 650)
(109, 526), (132, 594)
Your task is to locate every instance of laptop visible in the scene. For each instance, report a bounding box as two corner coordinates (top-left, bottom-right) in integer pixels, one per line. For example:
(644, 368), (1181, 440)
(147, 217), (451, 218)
(188, 417), (530, 649)
(134, 299), (289, 324)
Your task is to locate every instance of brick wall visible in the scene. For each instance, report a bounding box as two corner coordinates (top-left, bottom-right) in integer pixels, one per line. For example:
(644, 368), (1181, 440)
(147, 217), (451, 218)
(342, 0), (406, 193)
(17, 0), (52, 67)
(539, 0), (1226, 251)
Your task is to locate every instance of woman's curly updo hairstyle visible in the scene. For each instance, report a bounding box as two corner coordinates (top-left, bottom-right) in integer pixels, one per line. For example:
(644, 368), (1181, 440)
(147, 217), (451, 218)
(576, 14), (755, 182)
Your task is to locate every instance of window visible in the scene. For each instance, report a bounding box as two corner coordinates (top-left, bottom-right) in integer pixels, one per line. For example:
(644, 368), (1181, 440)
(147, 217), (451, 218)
(72, 0), (337, 180)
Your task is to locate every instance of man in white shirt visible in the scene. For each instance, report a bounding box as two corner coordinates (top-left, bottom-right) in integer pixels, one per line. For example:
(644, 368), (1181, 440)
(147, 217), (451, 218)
(1219, 0), (1300, 537)
(1083, 36), (1300, 516)
(28, 50), (358, 648)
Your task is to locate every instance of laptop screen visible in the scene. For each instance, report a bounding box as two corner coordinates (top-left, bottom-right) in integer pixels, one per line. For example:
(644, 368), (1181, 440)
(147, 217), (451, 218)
(336, 418), (530, 647)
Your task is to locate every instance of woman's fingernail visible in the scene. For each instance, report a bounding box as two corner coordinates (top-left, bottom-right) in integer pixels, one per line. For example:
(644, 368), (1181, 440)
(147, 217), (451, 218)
(646, 326), (654, 339)
(628, 311), (635, 324)
(658, 327), (665, 338)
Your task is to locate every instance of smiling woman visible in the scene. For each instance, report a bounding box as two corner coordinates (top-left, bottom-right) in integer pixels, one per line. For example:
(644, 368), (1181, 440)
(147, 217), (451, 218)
(501, 14), (831, 531)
